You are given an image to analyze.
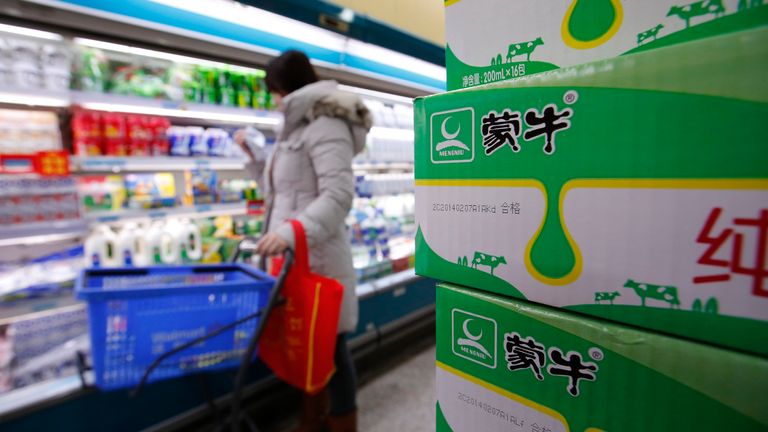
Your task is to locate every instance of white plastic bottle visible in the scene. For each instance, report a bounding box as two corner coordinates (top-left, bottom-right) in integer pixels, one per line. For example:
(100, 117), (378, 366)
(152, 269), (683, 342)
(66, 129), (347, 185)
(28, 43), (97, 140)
(165, 218), (202, 263)
(146, 221), (177, 264)
(179, 219), (203, 262)
(116, 222), (150, 266)
(84, 225), (119, 268)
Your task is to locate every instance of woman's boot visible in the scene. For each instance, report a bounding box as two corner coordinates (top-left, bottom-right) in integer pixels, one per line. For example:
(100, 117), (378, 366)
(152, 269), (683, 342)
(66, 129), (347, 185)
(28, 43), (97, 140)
(291, 388), (329, 432)
(327, 410), (357, 432)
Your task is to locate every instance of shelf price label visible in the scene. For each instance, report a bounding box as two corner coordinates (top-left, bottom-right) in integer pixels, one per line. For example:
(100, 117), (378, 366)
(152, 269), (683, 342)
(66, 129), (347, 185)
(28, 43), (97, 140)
(36, 152), (70, 176)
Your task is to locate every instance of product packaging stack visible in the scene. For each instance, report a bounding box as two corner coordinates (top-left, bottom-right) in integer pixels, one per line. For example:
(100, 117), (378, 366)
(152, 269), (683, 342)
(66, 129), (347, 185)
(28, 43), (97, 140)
(417, 2), (768, 430)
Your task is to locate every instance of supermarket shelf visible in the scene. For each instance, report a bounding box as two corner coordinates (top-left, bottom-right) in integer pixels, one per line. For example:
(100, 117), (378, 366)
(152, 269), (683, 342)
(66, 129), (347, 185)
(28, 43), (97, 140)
(0, 204), (246, 246)
(0, 89), (282, 126)
(71, 156), (248, 173)
(0, 87), (69, 108)
(0, 219), (89, 248)
(71, 91), (282, 127)
(357, 268), (419, 299)
(0, 372), (92, 418)
(85, 202), (246, 224)
(353, 162), (414, 172)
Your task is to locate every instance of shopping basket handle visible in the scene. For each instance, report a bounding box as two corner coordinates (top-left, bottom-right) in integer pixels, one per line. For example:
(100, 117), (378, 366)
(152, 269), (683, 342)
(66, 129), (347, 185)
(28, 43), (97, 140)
(230, 248), (294, 432)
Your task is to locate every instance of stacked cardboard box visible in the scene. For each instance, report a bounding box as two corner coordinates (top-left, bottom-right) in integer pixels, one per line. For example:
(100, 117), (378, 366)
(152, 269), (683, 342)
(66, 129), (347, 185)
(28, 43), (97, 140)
(436, 283), (768, 431)
(420, 1), (768, 430)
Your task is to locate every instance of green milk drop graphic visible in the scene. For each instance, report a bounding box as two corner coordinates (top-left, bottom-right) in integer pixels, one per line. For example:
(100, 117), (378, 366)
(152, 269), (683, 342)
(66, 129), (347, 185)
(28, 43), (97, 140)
(530, 184), (576, 280)
(564, 0), (622, 48)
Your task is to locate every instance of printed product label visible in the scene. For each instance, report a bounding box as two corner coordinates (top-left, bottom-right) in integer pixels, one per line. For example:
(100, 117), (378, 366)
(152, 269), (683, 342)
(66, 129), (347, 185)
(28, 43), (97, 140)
(437, 365), (567, 432)
(445, 0), (768, 89)
(419, 185), (768, 319)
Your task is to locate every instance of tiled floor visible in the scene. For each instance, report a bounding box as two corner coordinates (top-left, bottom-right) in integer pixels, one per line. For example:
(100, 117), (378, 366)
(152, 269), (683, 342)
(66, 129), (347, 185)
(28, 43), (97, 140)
(357, 343), (436, 432)
(252, 333), (437, 432)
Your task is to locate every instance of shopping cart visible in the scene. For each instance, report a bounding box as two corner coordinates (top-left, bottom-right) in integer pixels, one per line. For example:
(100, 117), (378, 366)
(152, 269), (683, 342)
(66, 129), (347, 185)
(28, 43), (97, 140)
(76, 236), (293, 432)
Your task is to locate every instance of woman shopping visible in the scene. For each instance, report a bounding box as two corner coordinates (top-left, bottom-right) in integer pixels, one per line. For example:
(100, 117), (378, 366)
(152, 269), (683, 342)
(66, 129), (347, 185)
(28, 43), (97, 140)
(236, 50), (371, 432)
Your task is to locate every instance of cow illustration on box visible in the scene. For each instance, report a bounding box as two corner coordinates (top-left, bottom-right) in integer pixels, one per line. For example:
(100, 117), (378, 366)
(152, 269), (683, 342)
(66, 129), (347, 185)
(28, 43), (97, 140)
(506, 37), (544, 63)
(471, 252), (507, 276)
(623, 279), (681, 309)
(594, 291), (621, 305)
(667, 0), (726, 28)
(637, 24), (665, 45)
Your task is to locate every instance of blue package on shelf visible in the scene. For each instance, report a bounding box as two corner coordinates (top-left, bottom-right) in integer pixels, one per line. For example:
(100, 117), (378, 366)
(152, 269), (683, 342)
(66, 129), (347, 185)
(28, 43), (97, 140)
(75, 264), (274, 390)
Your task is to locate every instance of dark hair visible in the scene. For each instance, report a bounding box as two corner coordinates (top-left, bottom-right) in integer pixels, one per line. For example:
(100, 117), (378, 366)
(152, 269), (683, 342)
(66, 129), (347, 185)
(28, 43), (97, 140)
(264, 50), (318, 96)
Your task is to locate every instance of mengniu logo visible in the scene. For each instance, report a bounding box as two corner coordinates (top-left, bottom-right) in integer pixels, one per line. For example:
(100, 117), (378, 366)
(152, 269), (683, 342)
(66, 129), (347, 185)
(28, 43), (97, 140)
(452, 309), (497, 368)
(430, 107), (475, 164)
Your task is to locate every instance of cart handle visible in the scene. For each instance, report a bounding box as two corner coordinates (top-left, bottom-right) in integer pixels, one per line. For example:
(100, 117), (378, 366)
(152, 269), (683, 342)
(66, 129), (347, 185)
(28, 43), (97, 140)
(230, 247), (294, 432)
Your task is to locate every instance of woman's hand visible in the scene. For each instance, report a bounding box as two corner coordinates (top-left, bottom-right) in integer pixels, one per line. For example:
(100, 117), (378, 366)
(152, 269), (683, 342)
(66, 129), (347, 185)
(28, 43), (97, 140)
(256, 232), (289, 256)
(233, 129), (253, 159)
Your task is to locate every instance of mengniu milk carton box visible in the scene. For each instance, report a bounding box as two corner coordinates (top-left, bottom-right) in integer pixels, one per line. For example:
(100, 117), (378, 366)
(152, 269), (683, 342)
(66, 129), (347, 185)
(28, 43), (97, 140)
(436, 283), (768, 432)
(445, 0), (768, 90)
(415, 28), (768, 356)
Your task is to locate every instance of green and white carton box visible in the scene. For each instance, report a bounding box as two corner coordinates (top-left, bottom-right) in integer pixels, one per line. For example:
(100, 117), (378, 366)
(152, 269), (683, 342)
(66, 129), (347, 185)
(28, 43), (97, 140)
(415, 28), (768, 356)
(436, 283), (768, 432)
(445, 0), (768, 90)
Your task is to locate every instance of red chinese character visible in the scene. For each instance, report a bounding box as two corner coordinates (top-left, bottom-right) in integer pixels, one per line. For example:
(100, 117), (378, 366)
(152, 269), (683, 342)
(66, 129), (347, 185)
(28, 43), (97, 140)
(694, 207), (768, 297)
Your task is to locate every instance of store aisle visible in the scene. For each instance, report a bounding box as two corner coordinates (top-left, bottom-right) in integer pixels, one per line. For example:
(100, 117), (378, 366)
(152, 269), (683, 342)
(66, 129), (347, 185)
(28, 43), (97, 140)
(357, 342), (436, 432)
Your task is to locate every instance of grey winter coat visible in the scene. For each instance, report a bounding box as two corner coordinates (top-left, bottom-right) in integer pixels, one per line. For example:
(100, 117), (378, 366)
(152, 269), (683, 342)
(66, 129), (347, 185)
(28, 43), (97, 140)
(257, 80), (371, 334)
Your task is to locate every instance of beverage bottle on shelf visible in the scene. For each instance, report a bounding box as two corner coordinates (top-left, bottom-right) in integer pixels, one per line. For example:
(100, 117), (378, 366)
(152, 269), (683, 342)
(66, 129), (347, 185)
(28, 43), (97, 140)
(116, 222), (150, 266)
(254, 75), (264, 109)
(146, 221), (176, 264)
(84, 225), (119, 268)
(254, 77), (271, 109)
(220, 71), (237, 107)
(236, 74), (252, 108)
(200, 68), (218, 105)
(184, 219), (203, 262)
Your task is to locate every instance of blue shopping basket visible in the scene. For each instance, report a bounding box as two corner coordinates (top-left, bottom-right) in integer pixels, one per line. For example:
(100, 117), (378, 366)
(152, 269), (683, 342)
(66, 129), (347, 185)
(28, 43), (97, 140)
(76, 263), (274, 390)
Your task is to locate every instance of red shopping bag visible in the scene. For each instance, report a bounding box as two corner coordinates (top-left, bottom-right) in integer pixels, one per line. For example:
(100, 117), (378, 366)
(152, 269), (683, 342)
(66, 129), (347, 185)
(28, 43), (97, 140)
(259, 219), (344, 394)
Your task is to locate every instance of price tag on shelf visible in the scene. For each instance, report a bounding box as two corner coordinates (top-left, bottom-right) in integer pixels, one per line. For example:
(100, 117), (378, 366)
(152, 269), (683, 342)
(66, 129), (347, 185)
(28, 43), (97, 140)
(35, 152), (70, 176)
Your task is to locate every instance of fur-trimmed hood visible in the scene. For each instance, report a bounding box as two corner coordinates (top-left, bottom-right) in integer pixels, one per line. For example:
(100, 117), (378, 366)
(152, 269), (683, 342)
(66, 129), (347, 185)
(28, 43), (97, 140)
(280, 80), (372, 155)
